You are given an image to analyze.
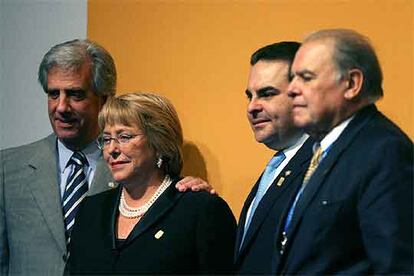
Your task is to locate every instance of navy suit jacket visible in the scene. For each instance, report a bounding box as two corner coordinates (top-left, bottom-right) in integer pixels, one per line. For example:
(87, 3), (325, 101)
(235, 138), (313, 274)
(67, 179), (236, 275)
(273, 105), (413, 275)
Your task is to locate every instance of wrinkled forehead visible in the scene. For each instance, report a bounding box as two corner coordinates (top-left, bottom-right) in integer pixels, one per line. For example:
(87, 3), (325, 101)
(248, 60), (290, 89)
(251, 60), (290, 76)
(292, 39), (336, 71)
(47, 61), (91, 81)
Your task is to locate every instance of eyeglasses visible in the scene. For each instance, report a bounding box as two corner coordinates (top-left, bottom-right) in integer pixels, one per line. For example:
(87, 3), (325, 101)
(97, 133), (143, 149)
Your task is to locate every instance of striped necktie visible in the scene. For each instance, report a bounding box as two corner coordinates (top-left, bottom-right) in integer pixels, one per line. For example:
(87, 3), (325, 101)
(62, 151), (89, 244)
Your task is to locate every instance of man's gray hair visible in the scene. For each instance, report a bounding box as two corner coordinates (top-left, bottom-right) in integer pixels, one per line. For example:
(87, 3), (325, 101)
(38, 39), (116, 97)
(304, 29), (383, 102)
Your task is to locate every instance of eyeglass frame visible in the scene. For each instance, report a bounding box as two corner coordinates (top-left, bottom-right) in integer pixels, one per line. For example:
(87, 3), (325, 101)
(96, 133), (143, 149)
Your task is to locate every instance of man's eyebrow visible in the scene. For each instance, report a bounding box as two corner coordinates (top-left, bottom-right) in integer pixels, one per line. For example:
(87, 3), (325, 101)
(295, 69), (316, 77)
(256, 86), (280, 94)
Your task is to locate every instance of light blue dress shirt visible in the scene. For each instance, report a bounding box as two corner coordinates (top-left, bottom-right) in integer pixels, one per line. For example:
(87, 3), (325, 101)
(57, 139), (102, 198)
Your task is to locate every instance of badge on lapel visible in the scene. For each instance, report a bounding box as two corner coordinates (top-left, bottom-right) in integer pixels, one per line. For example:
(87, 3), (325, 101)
(154, 230), (164, 239)
(276, 170), (291, 187)
(108, 182), (117, 189)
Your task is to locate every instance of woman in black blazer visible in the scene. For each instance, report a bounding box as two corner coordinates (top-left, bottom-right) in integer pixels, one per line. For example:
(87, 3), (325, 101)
(67, 92), (236, 275)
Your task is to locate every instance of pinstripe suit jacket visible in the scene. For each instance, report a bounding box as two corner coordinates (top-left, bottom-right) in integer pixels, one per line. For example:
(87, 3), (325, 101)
(0, 134), (113, 276)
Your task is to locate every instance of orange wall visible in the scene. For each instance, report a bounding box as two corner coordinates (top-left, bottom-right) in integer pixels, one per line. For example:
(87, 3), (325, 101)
(88, 0), (413, 217)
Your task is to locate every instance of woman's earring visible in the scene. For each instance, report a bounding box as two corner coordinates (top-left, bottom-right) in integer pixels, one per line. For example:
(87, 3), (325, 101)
(156, 157), (163, 168)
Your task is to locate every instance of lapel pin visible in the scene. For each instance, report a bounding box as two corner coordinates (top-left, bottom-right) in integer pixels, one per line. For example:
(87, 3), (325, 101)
(276, 177), (285, 187)
(108, 182), (116, 188)
(155, 230), (164, 239)
(276, 170), (292, 187)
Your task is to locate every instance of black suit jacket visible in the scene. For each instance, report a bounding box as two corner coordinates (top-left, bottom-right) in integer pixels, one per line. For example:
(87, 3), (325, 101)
(273, 105), (413, 274)
(235, 138), (313, 274)
(67, 179), (236, 275)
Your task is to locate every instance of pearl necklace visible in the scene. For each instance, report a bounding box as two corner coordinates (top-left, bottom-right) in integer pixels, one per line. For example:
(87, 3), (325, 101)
(119, 175), (172, 219)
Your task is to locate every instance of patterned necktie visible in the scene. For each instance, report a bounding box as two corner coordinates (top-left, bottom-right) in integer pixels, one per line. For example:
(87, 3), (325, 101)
(240, 151), (286, 248)
(302, 144), (323, 185)
(62, 151), (89, 244)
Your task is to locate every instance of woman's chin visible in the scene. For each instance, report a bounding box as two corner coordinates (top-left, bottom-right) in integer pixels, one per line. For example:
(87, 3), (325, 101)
(112, 174), (129, 184)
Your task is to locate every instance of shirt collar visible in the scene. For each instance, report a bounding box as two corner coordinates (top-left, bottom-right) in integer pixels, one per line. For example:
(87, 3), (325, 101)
(319, 115), (354, 153)
(57, 139), (101, 170)
(282, 133), (309, 159)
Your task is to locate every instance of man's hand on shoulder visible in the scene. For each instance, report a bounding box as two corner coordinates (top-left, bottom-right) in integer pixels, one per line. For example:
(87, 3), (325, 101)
(175, 176), (217, 195)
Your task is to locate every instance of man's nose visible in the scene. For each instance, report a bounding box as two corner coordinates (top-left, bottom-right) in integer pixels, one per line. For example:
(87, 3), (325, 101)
(56, 93), (70, 113)
(287, 78), (300, 98)
(247, 97), (262, 115)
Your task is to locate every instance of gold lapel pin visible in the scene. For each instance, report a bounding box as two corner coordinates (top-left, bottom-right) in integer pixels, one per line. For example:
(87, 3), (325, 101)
(155, 230), (164, 239)
(276, 177), (285, 187)
(276, 170), (292, 187)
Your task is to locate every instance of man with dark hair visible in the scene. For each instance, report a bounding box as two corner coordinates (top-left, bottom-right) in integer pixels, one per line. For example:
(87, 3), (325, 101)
(274, 29), (413, 274)
(234, 41), (313, 274)
(0, 39), (207, 276)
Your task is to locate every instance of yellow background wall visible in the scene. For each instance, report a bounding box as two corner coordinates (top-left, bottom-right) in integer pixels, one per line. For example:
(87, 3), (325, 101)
(88, 0), (413, 217)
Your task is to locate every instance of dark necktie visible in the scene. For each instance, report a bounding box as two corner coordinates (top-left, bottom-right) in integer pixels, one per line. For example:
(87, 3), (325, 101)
(62, 151), (89, 244)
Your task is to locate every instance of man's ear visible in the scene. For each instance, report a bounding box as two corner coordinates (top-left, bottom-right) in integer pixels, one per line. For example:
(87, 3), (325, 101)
(344, 69), (363, 100)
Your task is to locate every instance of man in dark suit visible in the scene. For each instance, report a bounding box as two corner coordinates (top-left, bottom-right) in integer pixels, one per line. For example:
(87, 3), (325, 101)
(234, 42), (313, 274)
(0, 39), (205, 276)
(275, 28), (413, 274)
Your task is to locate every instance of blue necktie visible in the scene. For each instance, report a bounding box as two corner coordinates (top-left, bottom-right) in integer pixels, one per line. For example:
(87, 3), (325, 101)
(62, 151), (89, 244)
(280, 143), (324, 255)
(240, 151), (286, 248)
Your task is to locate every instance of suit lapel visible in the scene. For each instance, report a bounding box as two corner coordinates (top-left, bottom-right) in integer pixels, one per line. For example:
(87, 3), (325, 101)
(237, 138), (313, 258)
(27, 134), (67, 252)
(235, 177), (258, 254)
(284, 105), (378, 243)
(122, 180), (183, 246)
(109, 186), (122, 250)
(89, 155), (116, 196)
